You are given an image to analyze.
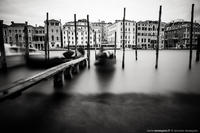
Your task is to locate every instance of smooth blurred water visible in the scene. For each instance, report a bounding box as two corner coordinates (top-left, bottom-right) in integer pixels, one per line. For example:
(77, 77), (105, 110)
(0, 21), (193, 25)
(22, 50), (200, 95)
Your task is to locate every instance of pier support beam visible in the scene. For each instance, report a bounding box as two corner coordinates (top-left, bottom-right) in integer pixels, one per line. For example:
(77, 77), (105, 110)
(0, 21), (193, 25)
(73, 64), (80, 74)
(54, 71), (63, 88)
(80, 60), (87, 69)
(0, 20), (7, 72)
(64, 67), (73, 79)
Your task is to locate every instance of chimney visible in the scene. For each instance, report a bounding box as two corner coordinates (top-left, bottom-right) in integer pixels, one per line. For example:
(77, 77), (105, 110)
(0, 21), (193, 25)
(11, 21), (14, 25)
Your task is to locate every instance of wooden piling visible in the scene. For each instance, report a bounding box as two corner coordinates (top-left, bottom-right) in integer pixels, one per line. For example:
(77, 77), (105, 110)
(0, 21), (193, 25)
(60, 19), (63, 48)
(0, 20), (7, 71)
(53, 71), (63, 88)
(155, 6), (162, 69)
(45, 12), (49, 61)
(189, 4), (194, 69)
(122, 8), (126, 69)
(24, 21), (29, 60)
(94, 31), (97, 60)
(135, 23), (138, 61)
(64, 67), (73, 79)
(196, 35), (200, 62)
(87, 15), (90, 69)
(74, 14), (77, 57)
(67, 30), (70, 51)
(73, 64), (80, 74)
(114, 31), (117, 58)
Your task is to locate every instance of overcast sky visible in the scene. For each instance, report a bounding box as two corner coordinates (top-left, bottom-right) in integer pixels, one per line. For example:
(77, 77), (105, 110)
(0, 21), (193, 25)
(0, 0), (200, 26)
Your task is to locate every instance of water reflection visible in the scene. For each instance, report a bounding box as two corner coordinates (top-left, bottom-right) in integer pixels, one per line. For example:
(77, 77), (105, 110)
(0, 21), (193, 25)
(94, 65), (116, 93)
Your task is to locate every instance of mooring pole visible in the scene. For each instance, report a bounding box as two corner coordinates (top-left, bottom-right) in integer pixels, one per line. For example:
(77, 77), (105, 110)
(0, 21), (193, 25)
(74, 14), (77, 57)
(135, 22), (138, 61)
(155, 5), (162, 69)
(94, 31), (97, 60)
(24, 21), (29, 61)
(196, 35), (200, 62)
(45, 12), (49, 61)
(114, 31), (117, 58)
(60, 19), (63, 48)
(87, 15), (90, 69)
(189, 4), (194, 69)
(67, 30), (70, 51)
(0, 20), (7, 71)
(47, 12), (50, 60)
(122, 8), (126, 69)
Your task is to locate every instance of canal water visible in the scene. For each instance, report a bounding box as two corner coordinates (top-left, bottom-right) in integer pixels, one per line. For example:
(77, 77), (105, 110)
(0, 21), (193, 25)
(1, 50), (198, 95)
(1, 50), (200, 133)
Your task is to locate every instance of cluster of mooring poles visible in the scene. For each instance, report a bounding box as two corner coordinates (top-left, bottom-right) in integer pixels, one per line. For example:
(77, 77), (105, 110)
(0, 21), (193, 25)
(73, 13), (91, 69)
(121, 4), (198, 70)
(0, 4), (199, 72)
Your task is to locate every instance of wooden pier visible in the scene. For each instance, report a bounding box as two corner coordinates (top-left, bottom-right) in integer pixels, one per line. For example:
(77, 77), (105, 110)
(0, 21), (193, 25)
(0, 57), (87, 101)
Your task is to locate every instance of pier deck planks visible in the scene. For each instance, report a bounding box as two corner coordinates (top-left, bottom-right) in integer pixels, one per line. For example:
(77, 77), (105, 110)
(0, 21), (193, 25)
(0, 57), (87, 101)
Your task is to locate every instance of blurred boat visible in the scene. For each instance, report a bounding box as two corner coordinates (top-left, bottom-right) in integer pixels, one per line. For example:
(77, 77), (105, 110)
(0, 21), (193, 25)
(95, 49), (116, 66)
(0, 43), (43, 69)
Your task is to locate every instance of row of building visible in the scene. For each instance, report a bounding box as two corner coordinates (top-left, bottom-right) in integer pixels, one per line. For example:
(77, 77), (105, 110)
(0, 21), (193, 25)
(2, 19), (200, 50)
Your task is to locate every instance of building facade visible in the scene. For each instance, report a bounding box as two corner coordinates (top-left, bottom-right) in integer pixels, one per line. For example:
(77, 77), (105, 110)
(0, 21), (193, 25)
(45, 19), (61, 48)
(107, 20), (136, 48)
(62, 19), (95, 48)
(91, 21), (112, 46)
(137, 20), (166, 49)
(165, 20), (200, 49)
(32, 26), (45, 50)
(3, 21), (34, 48)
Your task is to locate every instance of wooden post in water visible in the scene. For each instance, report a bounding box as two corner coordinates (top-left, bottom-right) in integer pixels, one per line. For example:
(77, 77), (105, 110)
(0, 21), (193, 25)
(54, 71), (63, 88)
(47, 13), (50, 60)
(45, 12), (49, 61)
(24, 21), (29, 61)
(60, 19), (63, 48)
(122, 8), (126, 69)
(67, 30), (70, 51)
(87, 15), (90, 69)
(135, 22), (138, 61)
(155, 5), (162, 69)
(196, 35), (200, 62)
(189, 4), (194, 69)
(0, 20), (7, 71)
(114, 31), (117, 58)
(94, 31), (97, 60)
(74, 14), (77, 57)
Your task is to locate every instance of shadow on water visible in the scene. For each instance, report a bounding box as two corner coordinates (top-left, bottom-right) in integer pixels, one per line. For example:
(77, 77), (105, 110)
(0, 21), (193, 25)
(0, 91), (73, 133)
(1, 92), (200, 133)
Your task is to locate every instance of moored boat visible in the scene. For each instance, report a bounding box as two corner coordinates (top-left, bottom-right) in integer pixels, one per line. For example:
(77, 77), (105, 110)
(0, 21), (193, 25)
(95, 48), (116, 66)
(0, 43), (43, 69)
